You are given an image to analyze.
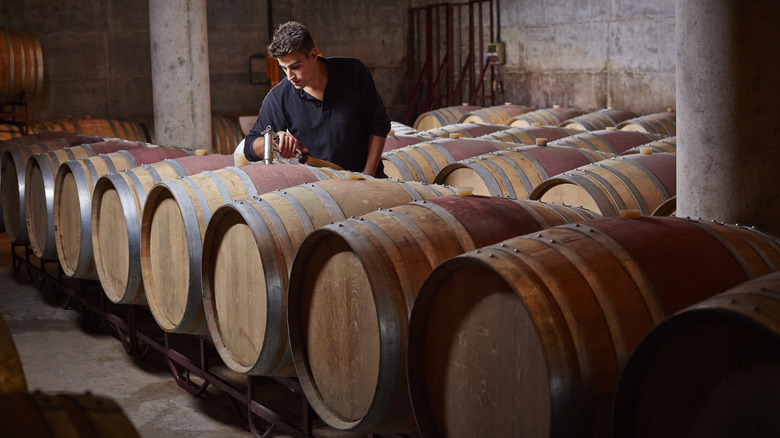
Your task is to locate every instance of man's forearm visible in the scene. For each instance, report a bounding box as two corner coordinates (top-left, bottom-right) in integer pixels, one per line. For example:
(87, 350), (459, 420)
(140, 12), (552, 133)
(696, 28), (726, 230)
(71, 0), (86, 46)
(363, 135), (386, 176)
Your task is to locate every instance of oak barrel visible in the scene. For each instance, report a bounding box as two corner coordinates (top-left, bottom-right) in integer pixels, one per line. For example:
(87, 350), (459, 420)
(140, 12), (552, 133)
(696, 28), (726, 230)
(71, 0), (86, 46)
(559, 108), (638, 131)
(381, 137), (517, 183)
(0, 391), (140, 437)
(141, 163), (344, 335)
(458, 104), (535, 124)
(614, 270), (780, 437)
(1, 140), (76, 243)
(548, 129), (663, 155)
(211, 115), (244, 155)
(506, 106), (585, 127)
(620, 136), (677, 156)
(92, 155), (237, 305)
(0, 124), (22, 140)
(423, 122), (508, 139)
(478, 125), (583, 145)
(383, 133), (429, 153)
(389, 121), (419, 136)
(413, 105), (481, 131)
(407, 216), (780, 438)
(202, 178), (457, 377)
(25, 141), (150, 260)
(287, 196), (598, 432)
(434, 145), (612, 198)
(0, 28), (43, 104)
(617, 110), (677, 137)
(53, 147), (191, 278)
(530, 152), (676, 216)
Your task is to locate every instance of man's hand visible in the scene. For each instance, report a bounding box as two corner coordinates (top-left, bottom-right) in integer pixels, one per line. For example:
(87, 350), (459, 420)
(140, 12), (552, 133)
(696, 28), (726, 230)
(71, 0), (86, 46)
(276, 131), (309, 158)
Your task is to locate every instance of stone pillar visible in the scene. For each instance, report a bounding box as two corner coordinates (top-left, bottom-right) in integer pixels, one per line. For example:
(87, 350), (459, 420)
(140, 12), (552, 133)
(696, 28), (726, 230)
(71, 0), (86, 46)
(149, 0), (211, 151)
(677, 0), (780, 237)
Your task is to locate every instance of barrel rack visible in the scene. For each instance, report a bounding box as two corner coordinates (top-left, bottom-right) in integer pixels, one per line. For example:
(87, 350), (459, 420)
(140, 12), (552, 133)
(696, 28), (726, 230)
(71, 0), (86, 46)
(9, 241), (405, 438)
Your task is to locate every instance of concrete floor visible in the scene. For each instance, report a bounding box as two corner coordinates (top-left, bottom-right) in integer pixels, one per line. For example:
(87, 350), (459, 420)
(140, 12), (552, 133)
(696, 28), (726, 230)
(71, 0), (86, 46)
(0, 232), (362, 438)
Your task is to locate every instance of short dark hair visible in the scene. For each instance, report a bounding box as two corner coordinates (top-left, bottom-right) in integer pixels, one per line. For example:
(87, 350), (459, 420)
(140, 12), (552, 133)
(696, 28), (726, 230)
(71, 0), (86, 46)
(267, 21), (315, 58)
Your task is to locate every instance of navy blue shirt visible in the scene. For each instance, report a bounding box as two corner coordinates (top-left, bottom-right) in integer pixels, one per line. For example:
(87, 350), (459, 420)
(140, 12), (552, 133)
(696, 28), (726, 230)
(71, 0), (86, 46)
(244, 56), (391, 172)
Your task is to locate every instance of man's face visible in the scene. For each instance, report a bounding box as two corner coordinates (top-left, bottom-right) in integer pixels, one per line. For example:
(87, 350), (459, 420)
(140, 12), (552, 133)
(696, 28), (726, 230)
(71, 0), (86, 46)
(277, 48), (318, 89)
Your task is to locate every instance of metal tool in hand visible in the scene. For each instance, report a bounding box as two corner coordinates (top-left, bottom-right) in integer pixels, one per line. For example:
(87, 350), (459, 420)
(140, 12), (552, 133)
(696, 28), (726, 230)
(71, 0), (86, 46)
(260, 125), (343, 170)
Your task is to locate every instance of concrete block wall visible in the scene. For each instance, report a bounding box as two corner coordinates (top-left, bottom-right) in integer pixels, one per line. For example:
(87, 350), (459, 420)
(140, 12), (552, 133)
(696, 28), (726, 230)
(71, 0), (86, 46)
(2, 0), (675, 124)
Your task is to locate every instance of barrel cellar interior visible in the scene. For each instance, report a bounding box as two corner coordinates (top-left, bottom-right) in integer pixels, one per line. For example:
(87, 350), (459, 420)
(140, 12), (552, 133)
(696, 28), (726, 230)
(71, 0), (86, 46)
(1, 0), (779, 437)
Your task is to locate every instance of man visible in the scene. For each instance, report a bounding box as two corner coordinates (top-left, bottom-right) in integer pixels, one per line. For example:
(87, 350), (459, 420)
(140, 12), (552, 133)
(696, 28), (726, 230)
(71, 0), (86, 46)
(243, 21), (390, 176)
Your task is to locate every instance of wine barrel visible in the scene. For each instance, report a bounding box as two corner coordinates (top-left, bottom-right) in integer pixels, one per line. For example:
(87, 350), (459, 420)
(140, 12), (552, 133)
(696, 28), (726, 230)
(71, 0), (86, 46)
(506, 106), (585, 127)
(34, 117), (149, 142)
(651, 195), (677, 217)
(53, 147), (191, 278)
(92, 154), (238, 305)
(549, 129), (663, 155)
(530, 152), (676, 216)
(620, 137), (677, 156)
(381, 138), (517, 183)
(25, 141), (150, 260)
(458, 103), (536, 124)
(478, 125), (583, 145)
(614, 270), (780, 437)
(0, 28), (43, 104)
(559, 108), (638, 131)
(0, 391), (140, 437)
(211, 115), (244, 155)
(617, 111), (677, 137)
(389, 121), (418, 136)
(202, 178), (457, 377)
(407, 216), (780, 438)
(1, 132), (101, 150)
(1, 140), (77, 243)
(423, 122), (508, 139)
(434, 145), (613, 198)
(140, 163), (345, 335)
(413, 105), (481, 131)
(287, 196), (598, 433)
(383, 133), (430, 152)
(0, 315), (26, 394)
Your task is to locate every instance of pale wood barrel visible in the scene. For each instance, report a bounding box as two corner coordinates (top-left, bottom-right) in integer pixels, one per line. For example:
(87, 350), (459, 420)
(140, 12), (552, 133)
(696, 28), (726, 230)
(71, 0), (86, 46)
(25, 141), (150, 260)
(53, 147), (191, 278)
(407, 216), (780, 438)
(0, 391), (140, 437)
(287, 196), (598, 433)
(559, 108), (638, 131)
(617, 111), (677, 137)
(0, 315), (26, 394)
(0, 28), (43, 104)
(140, 163), (345, 335)
(620, 137), (677, 156)
(549, 129), (663, 155)
(413, 105), (481, 131)
(506, 106), (585, 127)
(202, 178), (457, 378)
(530, 152), (676, 216)
(92, 155), (238, 305)
(381, 138), (517, 183)
(423, 122), (508, 139)
(478, 125), (583, 145)
(1, 140), (77, 243)
(458, 103), (536, 124)
(0, 123), (23, 140)
(434, 145), (613, 198)
(614, 270), (780, 437)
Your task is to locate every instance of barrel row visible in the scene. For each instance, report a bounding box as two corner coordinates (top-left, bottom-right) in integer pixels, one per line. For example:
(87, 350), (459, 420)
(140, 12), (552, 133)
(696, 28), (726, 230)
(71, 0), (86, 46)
(413, 103), (676, 136)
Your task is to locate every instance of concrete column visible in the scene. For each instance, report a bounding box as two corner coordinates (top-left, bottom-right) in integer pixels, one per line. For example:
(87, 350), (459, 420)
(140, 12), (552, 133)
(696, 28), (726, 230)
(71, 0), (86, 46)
(677, 0), (780, 237)
(149, 0), (211, 151)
